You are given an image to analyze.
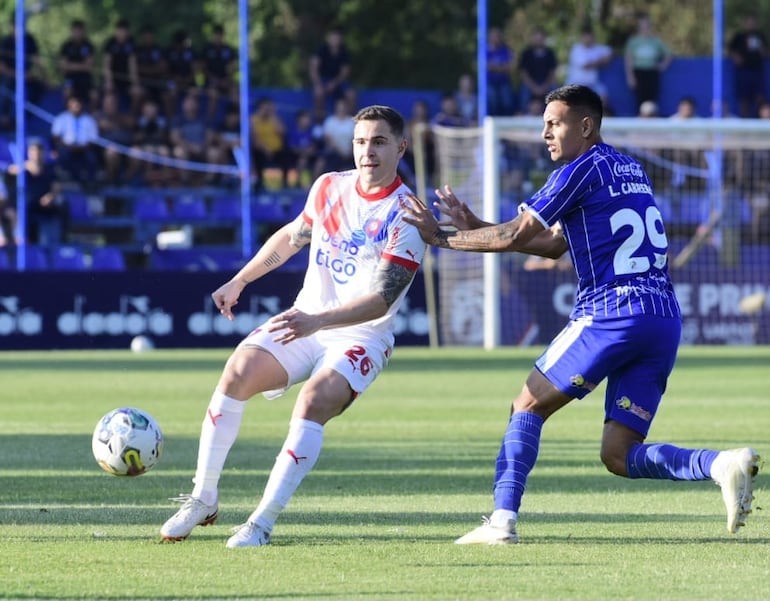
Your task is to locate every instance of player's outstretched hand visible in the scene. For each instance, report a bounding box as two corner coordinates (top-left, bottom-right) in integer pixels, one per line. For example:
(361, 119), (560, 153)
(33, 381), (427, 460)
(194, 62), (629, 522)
(433, 185), (483, 231)
(211, 278), (247, 321)
(401, 193), (442, 245)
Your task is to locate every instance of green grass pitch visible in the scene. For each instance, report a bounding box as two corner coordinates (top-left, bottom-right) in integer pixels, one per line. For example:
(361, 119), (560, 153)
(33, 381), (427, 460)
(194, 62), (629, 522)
(1, 346), (768, 600)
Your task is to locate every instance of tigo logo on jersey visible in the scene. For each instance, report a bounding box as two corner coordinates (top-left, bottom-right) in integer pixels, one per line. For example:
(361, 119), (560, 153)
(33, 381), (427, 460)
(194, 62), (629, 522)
(316, 211), (398, 284)
(317, 231), (361, 284)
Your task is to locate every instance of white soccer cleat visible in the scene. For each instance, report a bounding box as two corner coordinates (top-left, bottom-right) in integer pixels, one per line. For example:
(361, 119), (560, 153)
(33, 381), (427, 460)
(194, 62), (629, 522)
(160, 495), (219, 541)
(714, 448), (761, 534)
(454, 515), (519, 545)
(226, 522), (271, 548)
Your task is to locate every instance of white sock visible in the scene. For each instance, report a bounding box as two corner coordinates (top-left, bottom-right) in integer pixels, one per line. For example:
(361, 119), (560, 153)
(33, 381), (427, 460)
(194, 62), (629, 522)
(249, 418), (324, 532)
(709, 450), (730, 482)
(490, 509), (517, 525)
(191, 389), (246, 506)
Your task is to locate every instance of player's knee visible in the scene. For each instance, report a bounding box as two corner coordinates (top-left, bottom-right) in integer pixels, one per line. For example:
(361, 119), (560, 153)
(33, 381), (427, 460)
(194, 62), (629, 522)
(600, 447), (629, 477)
(294, 379), (356, 424)
(218, 352), (258, 397)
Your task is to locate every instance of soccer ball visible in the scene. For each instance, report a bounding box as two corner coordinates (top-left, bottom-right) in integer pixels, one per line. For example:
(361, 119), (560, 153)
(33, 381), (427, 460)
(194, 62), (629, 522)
(130, 335), (154, 353)
(92, 407), (164, 476)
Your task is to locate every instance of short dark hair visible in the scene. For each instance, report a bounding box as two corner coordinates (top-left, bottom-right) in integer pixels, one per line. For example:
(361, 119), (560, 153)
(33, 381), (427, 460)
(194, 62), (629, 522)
(545, 84), (603, 126)
(353, 105), (405, 138)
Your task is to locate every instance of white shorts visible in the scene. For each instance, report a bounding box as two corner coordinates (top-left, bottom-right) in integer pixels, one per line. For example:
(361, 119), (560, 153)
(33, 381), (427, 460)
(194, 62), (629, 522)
(238, 321), (392, 400)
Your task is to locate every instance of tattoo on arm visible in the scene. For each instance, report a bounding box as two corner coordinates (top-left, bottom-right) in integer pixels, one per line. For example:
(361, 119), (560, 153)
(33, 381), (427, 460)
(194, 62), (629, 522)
(432, 217), (521, 252)
(290, 220), (313, 248)
(372, 261), (415, 306)
(263, 251), (282, 268)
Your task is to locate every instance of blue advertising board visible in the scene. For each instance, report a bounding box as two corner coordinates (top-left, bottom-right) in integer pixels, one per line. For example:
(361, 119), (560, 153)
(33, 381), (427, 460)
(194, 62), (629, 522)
(0, 271), (432, 350)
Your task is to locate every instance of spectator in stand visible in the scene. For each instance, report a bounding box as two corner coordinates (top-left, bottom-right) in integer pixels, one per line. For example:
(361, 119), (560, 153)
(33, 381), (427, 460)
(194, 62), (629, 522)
(286, 109), (319, 188)
(170, 92), (220, 185)
(748, 103), (770, 242)
(249, 97), (294, 189)
(0, 173), (15, 247)
(94, 91), (135, 184)
(728, 13), (768, 118)
(624, 13), (672, 113)
(566, 26), (613, 106)
(59, 19), (96, 107)
(164, 29), (198, 121)
(201, 23), (237, 121)
(102, 18), (141, 113)
(310, 104), (328, 145)
(315, 97), (355, 177)
(454, 73), (478, 123)
(7, 141), (65, 249)
(134, 24), (167, 116)
(517, 27), (558, 112)
(486, 26), (516, 116)
(638, 100), (659, 118)
(401, 98), (435, 189)
(50, 95), (99, 184)
(670, 95), (697, 119)
(0, 17), (47, 131)
(128, 98), (171, 185)
(309, 27), (352, 112)
(216, 104), (241, 156)
(432, 93), (470, 128)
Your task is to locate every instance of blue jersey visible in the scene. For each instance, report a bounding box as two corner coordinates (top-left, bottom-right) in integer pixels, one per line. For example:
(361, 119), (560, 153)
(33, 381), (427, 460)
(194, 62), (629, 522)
(522, 142), (681, 321)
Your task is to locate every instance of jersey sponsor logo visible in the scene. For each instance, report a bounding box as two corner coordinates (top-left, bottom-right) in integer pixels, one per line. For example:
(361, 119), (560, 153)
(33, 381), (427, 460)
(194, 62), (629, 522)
(612, 162), (644, 178)
(317, 231), (361, 284)
(316, 210), (400, 284)
(569, 373), (596, 391)
(615, 396), (652, 421)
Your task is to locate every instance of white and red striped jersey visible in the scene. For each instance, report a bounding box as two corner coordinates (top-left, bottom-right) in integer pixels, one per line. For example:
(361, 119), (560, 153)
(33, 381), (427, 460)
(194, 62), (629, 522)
(292, 170), (426, 344)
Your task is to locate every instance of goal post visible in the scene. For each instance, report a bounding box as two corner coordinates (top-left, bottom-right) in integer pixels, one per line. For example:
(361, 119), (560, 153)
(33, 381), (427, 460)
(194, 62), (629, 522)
(415, 116), (770, 348)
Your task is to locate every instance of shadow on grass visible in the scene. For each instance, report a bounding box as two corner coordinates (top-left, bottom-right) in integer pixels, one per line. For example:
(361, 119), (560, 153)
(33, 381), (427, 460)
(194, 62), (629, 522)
(4, 434), (764, 505)
(4, 505), (765, 548)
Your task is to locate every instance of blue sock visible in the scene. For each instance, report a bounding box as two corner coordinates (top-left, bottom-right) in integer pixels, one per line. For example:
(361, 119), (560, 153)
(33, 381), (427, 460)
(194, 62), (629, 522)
(626, 443), (719, 481)
(493, 411), (544, 512)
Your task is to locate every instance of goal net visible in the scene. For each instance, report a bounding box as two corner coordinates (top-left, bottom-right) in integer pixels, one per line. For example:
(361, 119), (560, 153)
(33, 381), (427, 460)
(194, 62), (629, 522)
(415, 117), (770, 348)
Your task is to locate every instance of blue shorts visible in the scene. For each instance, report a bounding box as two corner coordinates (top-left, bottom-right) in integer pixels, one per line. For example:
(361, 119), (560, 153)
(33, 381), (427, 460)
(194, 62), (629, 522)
(535, 315), (681, 437)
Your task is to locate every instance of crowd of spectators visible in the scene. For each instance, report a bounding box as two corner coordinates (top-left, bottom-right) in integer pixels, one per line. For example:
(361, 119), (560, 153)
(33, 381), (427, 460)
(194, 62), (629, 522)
(0, 12), (769, 255)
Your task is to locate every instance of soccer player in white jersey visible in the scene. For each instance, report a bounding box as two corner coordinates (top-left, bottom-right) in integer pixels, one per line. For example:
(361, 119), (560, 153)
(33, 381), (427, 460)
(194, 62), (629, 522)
(403, 84), (760, 544)
(161, 105), (426, 547)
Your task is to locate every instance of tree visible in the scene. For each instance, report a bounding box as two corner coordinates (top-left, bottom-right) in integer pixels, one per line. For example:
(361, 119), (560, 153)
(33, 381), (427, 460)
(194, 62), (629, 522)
(1, 0), (768, 92)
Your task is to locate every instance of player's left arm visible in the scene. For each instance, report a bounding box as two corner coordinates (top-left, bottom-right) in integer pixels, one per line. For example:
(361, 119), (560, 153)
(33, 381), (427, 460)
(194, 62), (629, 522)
(268, 213), (425, 342)
(314, 217), (423, 329)
(267, 259), (416, 343)
(323, 259), (415, 327)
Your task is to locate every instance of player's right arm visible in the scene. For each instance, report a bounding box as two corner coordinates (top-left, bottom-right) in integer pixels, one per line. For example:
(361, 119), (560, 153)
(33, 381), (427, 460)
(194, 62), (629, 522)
(212, 215), (312, 320)
(406, 186), (569, 258)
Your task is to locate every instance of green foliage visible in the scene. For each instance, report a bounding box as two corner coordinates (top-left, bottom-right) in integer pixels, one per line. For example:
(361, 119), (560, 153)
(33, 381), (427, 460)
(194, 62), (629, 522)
(0, 346), (768, 600)
(2, 1), (770, 91)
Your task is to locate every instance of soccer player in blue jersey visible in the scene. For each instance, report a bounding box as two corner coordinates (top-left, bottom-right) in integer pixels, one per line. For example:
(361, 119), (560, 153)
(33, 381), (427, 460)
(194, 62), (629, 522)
(402, 84), (760, 544)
